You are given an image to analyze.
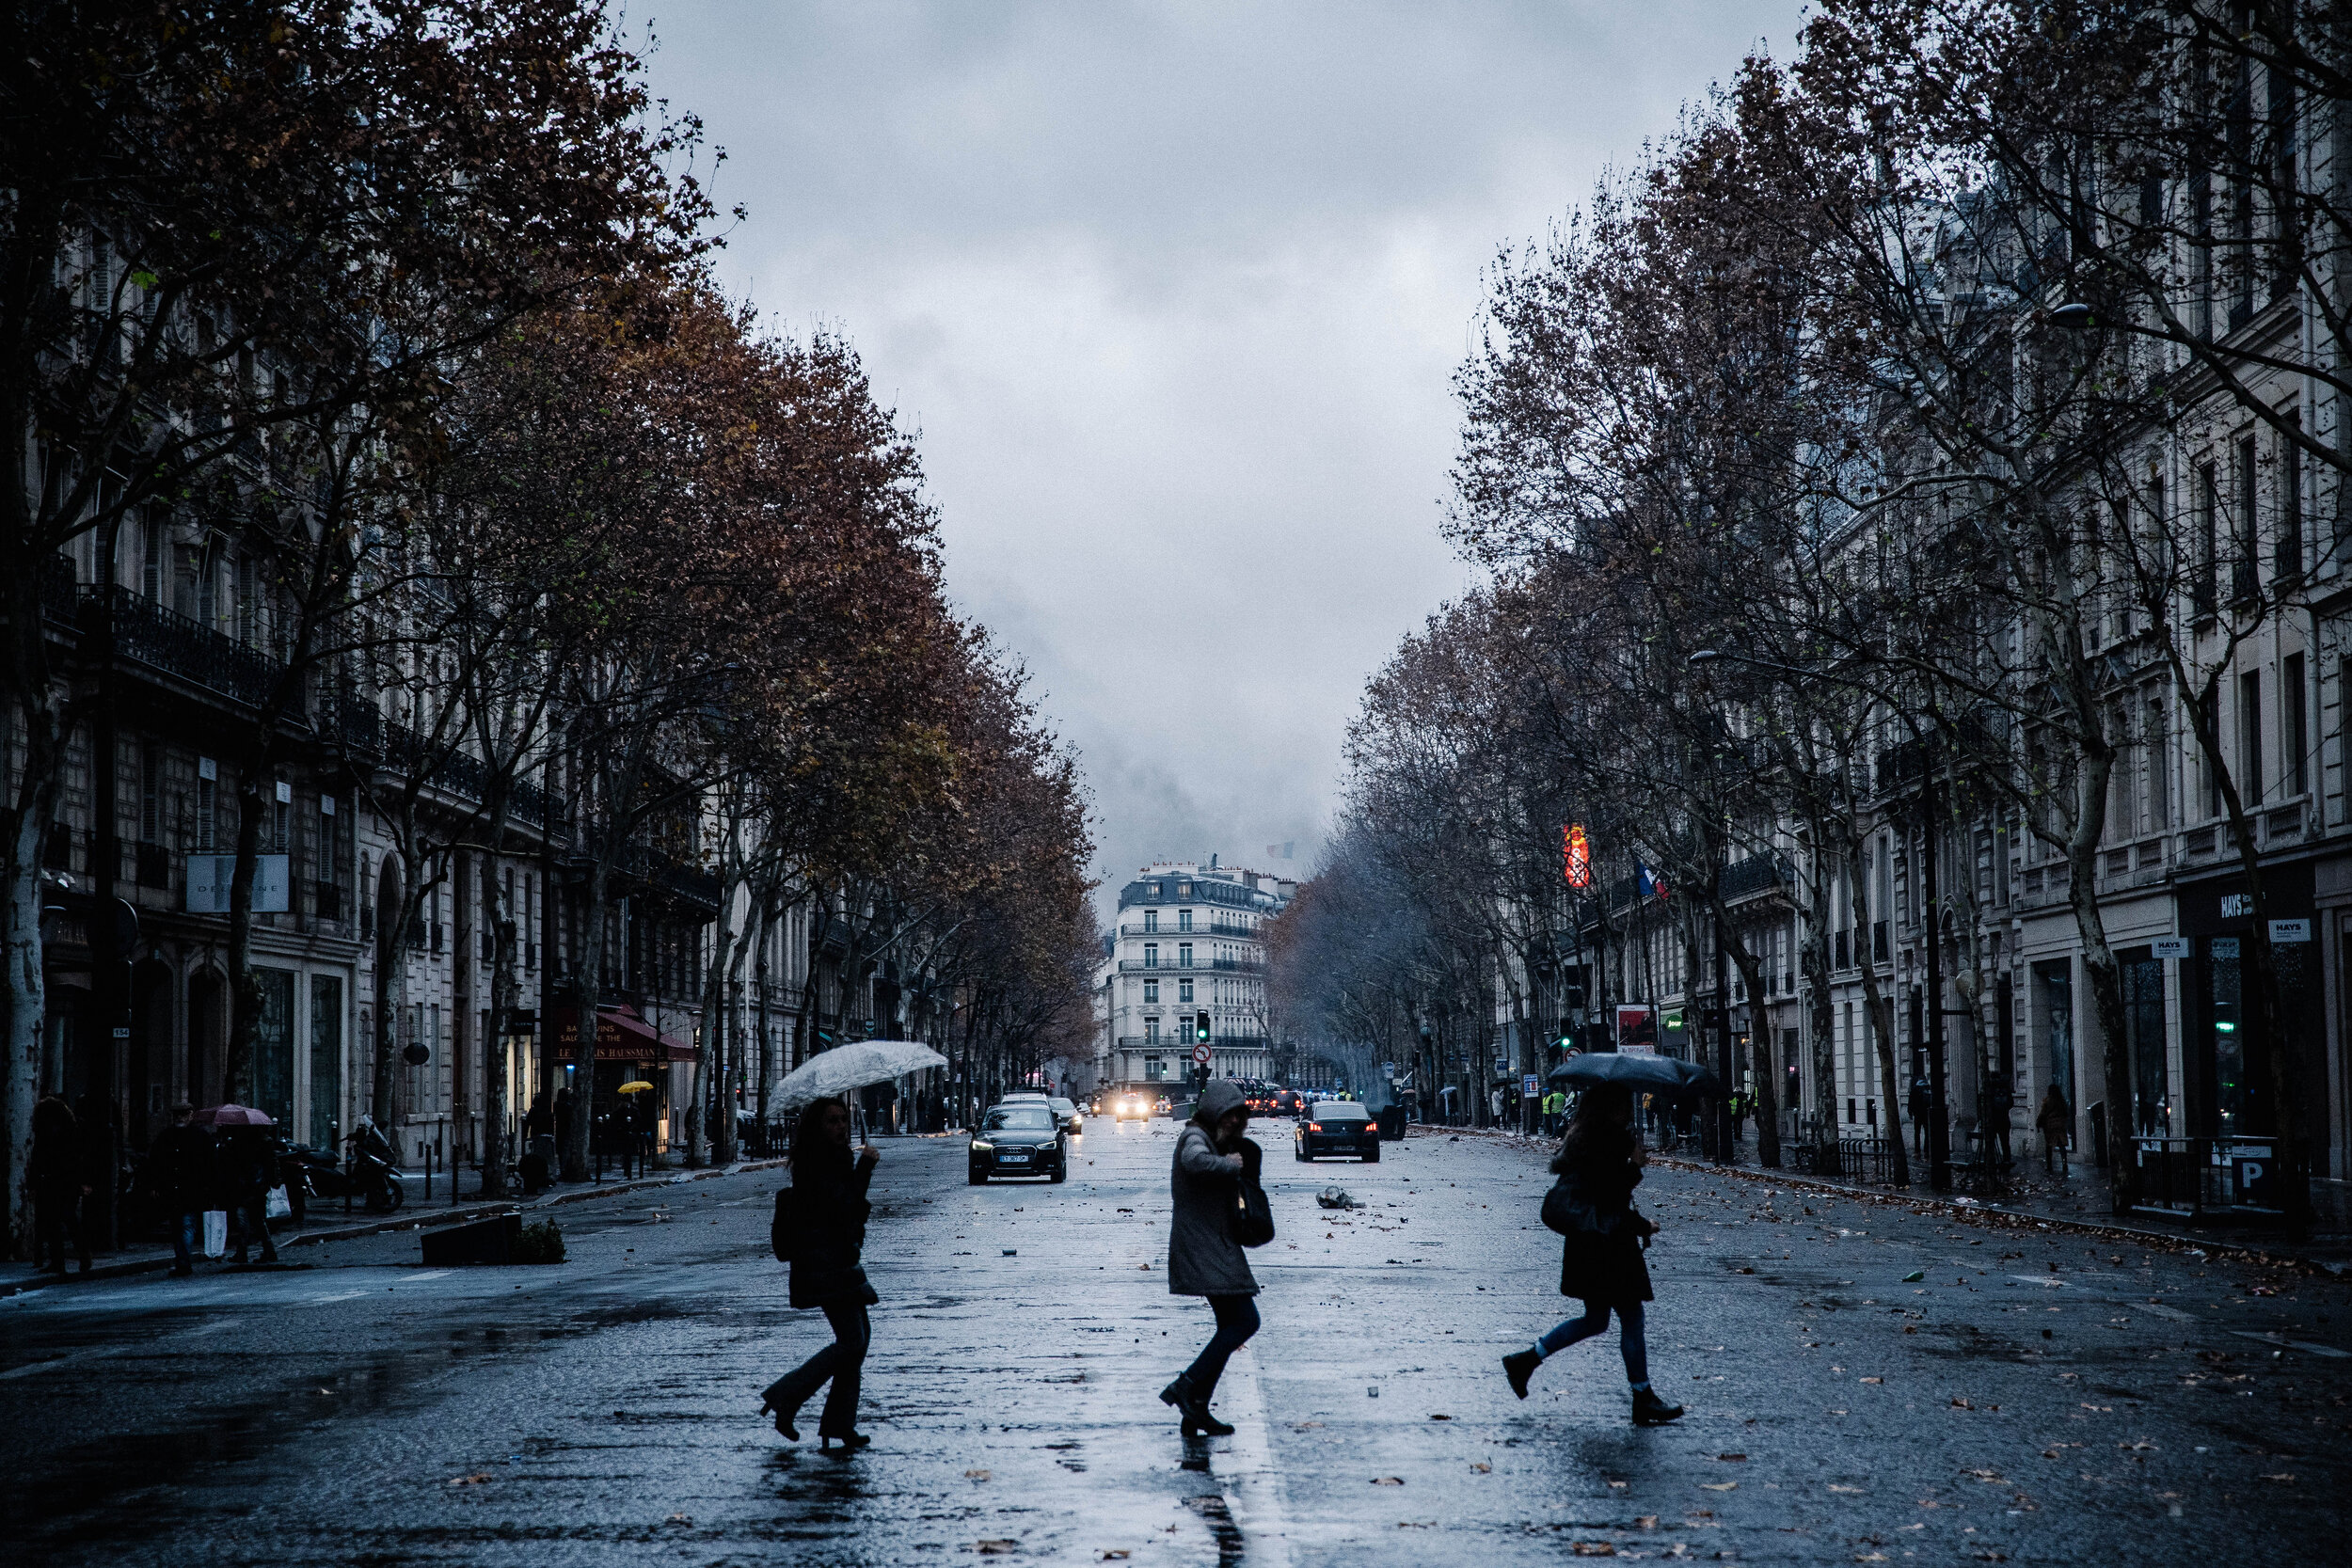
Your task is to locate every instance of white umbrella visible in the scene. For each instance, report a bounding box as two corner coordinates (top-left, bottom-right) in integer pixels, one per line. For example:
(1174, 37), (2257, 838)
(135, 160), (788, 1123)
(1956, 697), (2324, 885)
(775, 1039), (947, 1109)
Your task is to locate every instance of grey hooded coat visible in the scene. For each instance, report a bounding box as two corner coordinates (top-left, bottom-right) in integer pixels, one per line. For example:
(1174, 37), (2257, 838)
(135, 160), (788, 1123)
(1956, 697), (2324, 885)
(1167, 1080), (1259, 1297)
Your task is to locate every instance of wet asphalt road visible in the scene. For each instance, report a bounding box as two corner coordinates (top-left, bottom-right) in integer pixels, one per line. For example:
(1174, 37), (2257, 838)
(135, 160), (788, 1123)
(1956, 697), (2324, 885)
(6, 1118), (2348, 1565)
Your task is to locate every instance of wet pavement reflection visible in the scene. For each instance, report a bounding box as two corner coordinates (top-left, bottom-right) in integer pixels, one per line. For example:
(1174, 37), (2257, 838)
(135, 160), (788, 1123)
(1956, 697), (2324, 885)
(4, 1116), (2346, 1563)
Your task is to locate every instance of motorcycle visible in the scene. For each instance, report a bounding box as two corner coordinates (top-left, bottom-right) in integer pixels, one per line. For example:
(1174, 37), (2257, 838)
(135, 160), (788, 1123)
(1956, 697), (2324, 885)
(280, 1121), (405, 1215)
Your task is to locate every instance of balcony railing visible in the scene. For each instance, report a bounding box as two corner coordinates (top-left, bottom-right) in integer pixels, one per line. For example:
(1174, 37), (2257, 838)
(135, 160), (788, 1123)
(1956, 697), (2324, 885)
(94, 585), (287, 709)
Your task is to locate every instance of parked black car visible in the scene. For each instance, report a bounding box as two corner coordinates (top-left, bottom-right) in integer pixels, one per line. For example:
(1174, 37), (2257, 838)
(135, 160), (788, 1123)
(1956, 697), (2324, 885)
(1295, 1100), (1380, 1162)
(969, 1101), (1069, 1183)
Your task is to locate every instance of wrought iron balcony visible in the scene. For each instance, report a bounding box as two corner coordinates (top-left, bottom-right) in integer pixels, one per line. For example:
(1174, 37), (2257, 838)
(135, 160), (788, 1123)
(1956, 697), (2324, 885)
(94, 585), (287, 709)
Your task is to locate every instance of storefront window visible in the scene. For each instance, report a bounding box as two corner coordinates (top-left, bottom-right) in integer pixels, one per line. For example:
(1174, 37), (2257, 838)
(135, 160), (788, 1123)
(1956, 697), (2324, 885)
(2207, 936), (2250, 1134)
(252, 967), (294, 1127)
(2034, 958), (2073, 1114)
(2122, 952), (2168, 1135)
(310, 975), (342, 1148)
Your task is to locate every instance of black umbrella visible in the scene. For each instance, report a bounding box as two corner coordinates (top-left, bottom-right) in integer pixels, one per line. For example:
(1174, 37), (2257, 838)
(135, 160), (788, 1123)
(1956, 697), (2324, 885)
(1548, 1053), (1721, 1097)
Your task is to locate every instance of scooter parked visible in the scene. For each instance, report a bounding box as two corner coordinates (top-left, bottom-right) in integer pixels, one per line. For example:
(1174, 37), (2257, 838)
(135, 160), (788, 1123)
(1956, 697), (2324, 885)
(281, 1118), (405, 1215)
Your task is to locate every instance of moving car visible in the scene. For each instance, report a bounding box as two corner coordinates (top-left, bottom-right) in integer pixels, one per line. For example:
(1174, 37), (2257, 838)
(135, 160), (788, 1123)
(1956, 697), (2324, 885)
(1271, 1089), (1305, 1119)
(1049, 1096), (1083, 1133)
(1113, 1092), (1152, 1123)
(969, 1101), (1069, 1183)
(1295, 1100), (1380, 1163)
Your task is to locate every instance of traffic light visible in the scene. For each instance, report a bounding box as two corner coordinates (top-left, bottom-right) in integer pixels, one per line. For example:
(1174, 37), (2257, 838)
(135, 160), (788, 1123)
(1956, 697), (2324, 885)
(1195, 1012), (1211, 1043)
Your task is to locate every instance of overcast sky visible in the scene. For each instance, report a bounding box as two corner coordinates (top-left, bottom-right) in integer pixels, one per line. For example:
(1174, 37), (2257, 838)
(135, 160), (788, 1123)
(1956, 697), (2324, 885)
(636, 1), (1806, 911)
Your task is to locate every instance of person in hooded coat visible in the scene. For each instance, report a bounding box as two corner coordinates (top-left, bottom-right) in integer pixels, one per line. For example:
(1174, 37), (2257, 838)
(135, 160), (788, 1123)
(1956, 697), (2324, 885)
(1158, 1079), (1260, 1435)
(761, 1096), (880, 1451)
(1502, 1085), (1683, 1425)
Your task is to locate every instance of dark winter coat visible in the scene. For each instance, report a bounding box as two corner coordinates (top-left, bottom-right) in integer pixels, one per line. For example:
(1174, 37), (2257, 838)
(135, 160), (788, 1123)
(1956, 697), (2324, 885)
(789, 1143), (879, 1309)
(1168, 1080), (1259, 1297)
(27, 1097), (79, 1190)
(146, 1124), (216, 1210)
(1551, 1122), (1654, 1307)
(2036, 1089), (2073, 1139)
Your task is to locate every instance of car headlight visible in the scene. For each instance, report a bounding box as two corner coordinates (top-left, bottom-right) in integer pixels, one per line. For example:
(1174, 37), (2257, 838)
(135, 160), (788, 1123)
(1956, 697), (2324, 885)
(971, 1140), (993, 1151)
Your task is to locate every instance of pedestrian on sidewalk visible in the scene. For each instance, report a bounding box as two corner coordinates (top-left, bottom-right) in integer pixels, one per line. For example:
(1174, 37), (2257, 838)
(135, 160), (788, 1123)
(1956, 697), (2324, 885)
(144, 1103), (214, 1276)
(30, 1094), (92, 1275)
(220, 1125), (280, 1265)
(1503, 1084), (1683, 1425)
(1159, 1079), (1260, 1437)
(1909, 1075), (1932, 1156)
(761, 1096), (879, 1452)
(2037, 1083), (2072, 1175)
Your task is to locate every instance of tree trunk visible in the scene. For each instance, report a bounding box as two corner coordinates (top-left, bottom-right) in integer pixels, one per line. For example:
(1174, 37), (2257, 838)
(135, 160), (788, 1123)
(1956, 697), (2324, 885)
(1843, 847), (1908, 1186)
(371, 854), (406, 1131)
(481, 836), (518, 1199)
(1721, 931), (1781, 1168)
(564, 855), (608, 1183)
(223, 765), (264, 1103)
(1802, 837), (1838, 1170)
(691, 874), (736, 1169)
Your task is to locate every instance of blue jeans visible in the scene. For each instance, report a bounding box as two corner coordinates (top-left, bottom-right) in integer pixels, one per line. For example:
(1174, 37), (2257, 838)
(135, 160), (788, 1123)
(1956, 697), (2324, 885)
(172, 1211), (200, 1270)
(1536, 1300), (1648, 1384)
(1182, 1293), (1260, 1402)
(765, 1299), (872, 1438)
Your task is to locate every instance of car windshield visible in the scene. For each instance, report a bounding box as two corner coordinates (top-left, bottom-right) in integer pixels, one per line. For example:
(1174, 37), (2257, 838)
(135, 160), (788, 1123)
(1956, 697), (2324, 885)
(1311, 1102), (1369, 1120)
(983, 1106), (1057, 1132)
(1050, 1100), (1074, 1112)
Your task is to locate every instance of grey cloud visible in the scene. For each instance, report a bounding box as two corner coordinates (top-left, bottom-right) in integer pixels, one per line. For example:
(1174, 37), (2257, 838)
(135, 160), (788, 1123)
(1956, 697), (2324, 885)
(639, 1), (1804, 918)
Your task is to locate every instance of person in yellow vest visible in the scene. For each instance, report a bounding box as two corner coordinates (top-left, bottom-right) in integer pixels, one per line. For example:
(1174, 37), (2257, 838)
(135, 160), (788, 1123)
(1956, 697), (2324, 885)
(1541, 1087), (1567, 1135)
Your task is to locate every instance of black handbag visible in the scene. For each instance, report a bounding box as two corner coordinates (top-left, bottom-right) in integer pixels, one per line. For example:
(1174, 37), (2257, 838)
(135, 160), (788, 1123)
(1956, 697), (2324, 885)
(1540, 1169), (1622, 1238)
(1231, 1139), (1275, 1247)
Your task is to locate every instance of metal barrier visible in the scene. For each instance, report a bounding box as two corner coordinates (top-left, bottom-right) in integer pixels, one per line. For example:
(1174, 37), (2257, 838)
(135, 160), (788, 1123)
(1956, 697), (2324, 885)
(2130, 1136), (2283, 1216)
(1791, 1135), (1905, 1186)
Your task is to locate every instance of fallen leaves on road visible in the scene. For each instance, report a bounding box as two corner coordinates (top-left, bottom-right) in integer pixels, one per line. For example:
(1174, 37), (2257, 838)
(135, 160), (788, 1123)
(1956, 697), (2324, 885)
(1828, 1484), (1863, 1494)
(965, 1469), (992, 1481)
(1607, 1479), (1629, 1488)
(977, 1542), (1018, 1555)
(1372, 1476), (1405, 1485)
(666, 1513), (691, 1526)
(446, 1474), (492, 1487)
(1717, 1453), (1747, 1462)
(1429, 1413), (1453, 1420)
(1860, 1377), (1883, 1385)
(1101, 1553), (1130, 1561)
(1471, 1462), (1492, 1473)
(1700, 1481), (1739, 1491)
(2262, 1473), (2296, 1483)
(1902, 1271), (1924, 1282)
(1963, 1469), (2004, 1483)
(1635, 1514), (1659, 1528)
(1571, 1544), (1615, 1557)
(1951, 1398), (1974, 1409)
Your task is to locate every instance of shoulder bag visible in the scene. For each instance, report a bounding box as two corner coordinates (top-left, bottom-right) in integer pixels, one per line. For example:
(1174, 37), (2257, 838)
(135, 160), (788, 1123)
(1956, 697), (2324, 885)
(1231, 1138), (1275, 1247)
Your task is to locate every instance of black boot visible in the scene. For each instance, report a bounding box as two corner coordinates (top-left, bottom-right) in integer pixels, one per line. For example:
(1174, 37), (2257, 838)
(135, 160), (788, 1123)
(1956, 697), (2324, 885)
(1502, 1349), (1540, 1400)
(1630, 1386), (1684, 1426)
(1160, 1375), (1234, 1437)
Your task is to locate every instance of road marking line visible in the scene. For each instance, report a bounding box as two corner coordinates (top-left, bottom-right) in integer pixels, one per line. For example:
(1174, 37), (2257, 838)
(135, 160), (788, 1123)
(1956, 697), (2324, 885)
(0, 1316), (233, 1380)
(399, 1270), (453, 1285)
(1216, 1344), (1295, 1568)
(2010, 1275), (2068, 1288)
(307, 1290), (370, 1305)
(2138, 1303), (2198, 1323)
(2231, 1330), (2349, 1358)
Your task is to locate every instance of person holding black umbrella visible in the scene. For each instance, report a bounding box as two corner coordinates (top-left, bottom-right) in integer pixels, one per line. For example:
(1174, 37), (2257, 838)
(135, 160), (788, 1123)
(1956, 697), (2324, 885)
(1503, 1083), (1683, 1425)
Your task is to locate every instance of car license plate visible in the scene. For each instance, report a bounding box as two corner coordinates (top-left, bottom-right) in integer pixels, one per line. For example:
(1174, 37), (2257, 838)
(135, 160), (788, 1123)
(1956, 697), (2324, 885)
(1000, 1153), (1029, 1163)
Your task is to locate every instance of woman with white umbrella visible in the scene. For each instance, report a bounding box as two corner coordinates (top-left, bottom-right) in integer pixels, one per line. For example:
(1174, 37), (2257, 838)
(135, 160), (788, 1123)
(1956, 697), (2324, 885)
(761, 1096), (880, 1450)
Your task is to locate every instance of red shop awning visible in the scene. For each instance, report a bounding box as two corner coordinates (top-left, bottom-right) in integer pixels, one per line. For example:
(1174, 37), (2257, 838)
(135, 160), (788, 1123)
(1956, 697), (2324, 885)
(547, 1004), (696, 1063)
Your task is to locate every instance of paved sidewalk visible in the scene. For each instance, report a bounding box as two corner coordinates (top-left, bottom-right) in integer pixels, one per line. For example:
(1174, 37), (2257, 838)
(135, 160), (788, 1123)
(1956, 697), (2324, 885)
(0, 1156), (787, 1296)
(1652, 1140), (2352, 1273)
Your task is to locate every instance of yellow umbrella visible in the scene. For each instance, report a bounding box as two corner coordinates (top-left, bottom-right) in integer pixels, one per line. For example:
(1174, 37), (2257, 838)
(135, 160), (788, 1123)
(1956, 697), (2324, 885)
(616, 1081), (655, 1094)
